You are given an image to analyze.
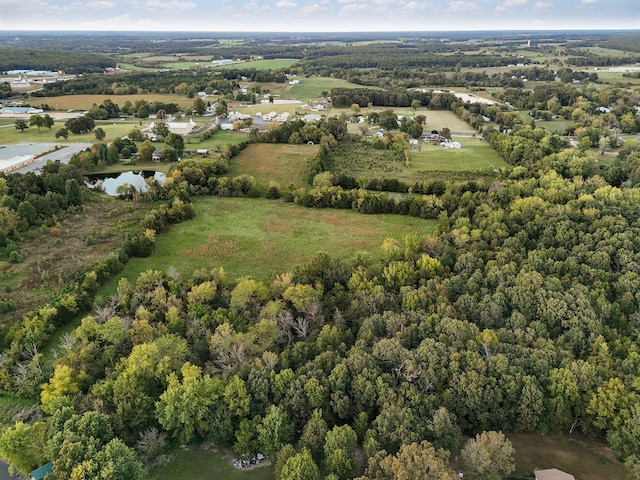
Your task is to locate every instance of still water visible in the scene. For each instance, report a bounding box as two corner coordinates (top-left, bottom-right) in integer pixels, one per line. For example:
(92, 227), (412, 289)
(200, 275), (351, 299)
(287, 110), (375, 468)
(86, 170), (166, 196)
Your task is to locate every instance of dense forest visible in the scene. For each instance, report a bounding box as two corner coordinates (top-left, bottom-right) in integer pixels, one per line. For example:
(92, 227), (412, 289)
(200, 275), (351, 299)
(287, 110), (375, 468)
(0, 49), (116, 74)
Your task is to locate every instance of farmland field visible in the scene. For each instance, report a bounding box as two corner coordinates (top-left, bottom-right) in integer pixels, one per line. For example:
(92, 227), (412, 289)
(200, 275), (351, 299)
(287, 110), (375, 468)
(226, 143), (319, 188)
(100, 196), (438, 290)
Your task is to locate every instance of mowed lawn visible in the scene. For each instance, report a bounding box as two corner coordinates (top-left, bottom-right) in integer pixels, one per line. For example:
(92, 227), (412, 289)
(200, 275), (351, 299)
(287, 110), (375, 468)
(411, 138), (509, 172)
(151, 447), (274, 480)
(101, 197), (437, 289)
(0, 120), (139, 145)
(227, 143), (319, 188)
(508, 433), (631, 480)
(216, 59), (299, 70)
(285, 77), (379, 100)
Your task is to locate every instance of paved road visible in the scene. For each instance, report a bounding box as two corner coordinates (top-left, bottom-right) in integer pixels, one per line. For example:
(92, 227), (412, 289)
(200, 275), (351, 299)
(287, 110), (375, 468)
(13, 142), (93, 174)
(0, 463), (19, 480)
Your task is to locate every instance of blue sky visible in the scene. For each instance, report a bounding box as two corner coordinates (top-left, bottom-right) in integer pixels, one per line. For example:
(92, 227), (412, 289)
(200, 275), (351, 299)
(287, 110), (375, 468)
(0, 0), (638, 32)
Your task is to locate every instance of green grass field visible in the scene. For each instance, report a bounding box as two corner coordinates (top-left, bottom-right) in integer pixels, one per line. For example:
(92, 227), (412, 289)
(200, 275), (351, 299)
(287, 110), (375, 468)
(151, 447), (274, 480)
(25, 94), (194, 112)
(216, 59), (299, 71)
(100, 197), (437, 291)
(0, 120), (138, 146)
(186, 129), (248, 149)
(534, 118), (573, 134)
(326, 139), (506, 183)
(410, 138), (509, 172)
(285, 77), (378, 100)
(508, 433), (631, 480)
(227, 143), (319, 188)
(333, 108), (479, 136)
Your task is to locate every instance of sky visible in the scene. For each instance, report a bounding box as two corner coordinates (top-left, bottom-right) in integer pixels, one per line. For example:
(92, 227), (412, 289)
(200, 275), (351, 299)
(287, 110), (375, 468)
(0, 0), (638, 32)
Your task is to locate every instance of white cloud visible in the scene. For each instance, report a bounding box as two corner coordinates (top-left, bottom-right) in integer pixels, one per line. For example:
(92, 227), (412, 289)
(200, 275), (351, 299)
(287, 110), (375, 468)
(581, 0), (597, 3)
(532, 1), (552, 10)
(143, 0), (196, 12)
(276, 0), (296, 6)
(339, 2), (370, 15)
(71, 0), (115, 8)
(495, 0), (526, 12)
(447, 1), (478, 12)
(298, 2), (322, 13)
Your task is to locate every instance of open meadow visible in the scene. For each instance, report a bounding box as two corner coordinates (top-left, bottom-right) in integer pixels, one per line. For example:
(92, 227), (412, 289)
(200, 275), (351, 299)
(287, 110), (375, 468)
(226, 143), (319, 188)
(24, 94), (195, 112)
(100, 196), (438, 292)
(508, 433), (630, 480)
(410, 137), (509, 172)
(0, 195), (153, 326)
(326, 138), (507, 183)
(216, 59), (299, 71)
(335, 108), (479, 135)
(284, 76), (379, 100)
(151, 446), (274, 480)
(0, 119), (139, 145)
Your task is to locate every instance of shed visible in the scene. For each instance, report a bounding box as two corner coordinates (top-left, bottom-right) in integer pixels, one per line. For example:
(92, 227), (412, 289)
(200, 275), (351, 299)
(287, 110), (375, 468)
(30, 462), (53, 480)
(534, 468), (575, 480)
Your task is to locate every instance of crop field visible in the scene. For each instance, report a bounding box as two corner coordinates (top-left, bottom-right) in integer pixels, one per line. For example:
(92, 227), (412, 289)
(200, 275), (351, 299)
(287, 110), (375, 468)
(100, 196), (438, 289)
(151, 446), (274, 480)
(25, 94), (194, 111)
(226, 143), (319, 188)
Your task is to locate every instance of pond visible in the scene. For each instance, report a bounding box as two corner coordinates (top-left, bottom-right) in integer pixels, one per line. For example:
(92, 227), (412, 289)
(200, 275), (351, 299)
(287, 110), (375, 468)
(85, 171), (166, 196)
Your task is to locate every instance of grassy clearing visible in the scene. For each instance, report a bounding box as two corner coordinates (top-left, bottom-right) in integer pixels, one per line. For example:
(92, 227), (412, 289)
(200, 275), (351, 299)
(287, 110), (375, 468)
(327, 140), (506, 183)
(333, 108), (478, 135)
(117, 63), (158, 72)
(508, 433), (631, 480)
(164, 62), (209, 69)
(27, 94), (194, 112)
(410, 138), (509, 172)
(0, 395), (38, 430)
(285, 77), (377, 100)
(0, 121), (138, 146)
(226, 143), (319, 188)
(216, 59), (299, 71)
(534, 118), (573, 134)
(185, 130), (247, 149)
(100, 196), (437, 291)
(151, 446), (274, 480)
(1, 195), (153, 326)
